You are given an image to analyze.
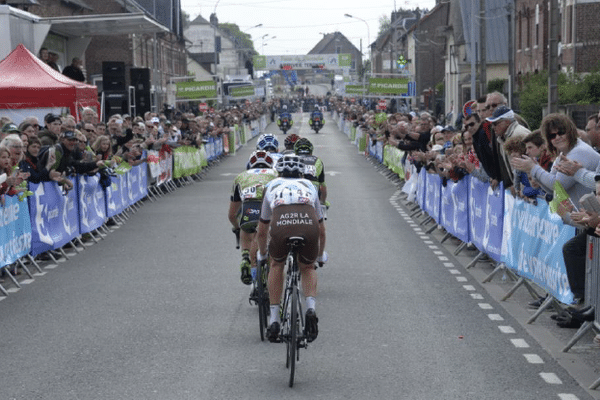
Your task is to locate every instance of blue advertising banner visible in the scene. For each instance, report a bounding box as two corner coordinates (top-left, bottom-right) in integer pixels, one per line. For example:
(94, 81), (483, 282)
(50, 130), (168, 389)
(28, 181), (79, 256)
(451, 178), (470, 243)
(441, 181), (455, 235)
(483, 184), (504, 262)
(469, 177), (488, 252)
(417, 168), (427, 209)
(502, 194), (576, 303)
(77, 174), (106, 234)
(129, 164), (148, 203)
(0, 196), (32, 266)
(430, 174), (441, 223)
(106, 174), (125, 218)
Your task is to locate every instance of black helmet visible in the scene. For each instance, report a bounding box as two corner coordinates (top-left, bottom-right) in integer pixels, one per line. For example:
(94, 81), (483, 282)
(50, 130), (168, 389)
(294, 138), (313, 155)
(275, 155), (304, 178)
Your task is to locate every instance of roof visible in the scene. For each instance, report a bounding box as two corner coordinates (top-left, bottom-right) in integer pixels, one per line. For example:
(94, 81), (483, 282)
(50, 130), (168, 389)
(190, 14), (210, 26)
(0, 44), (97, 108)
(39, 12), (170, 37)
(308, 32), (359, 55)
(61, 0), (93, 11)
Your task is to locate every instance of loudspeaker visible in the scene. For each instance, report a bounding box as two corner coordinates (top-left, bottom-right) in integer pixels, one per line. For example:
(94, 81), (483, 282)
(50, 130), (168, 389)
(135, 91), (152, 117)
(130, 68), (150, 92)
(102, 61), (126, 92)
(104, 91), (128, 121)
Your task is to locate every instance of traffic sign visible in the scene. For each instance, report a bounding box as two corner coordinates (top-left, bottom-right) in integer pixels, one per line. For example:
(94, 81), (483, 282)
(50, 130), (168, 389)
(377, 100), (387, 110)
(199, 103), (208, 112)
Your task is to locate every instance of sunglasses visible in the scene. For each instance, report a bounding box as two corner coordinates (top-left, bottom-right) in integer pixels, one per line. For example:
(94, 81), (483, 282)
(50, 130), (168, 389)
(84, 128), (95, 133)
(465, 122), (476, 129)
(485, 103), (499, 110)
(548, 130), (567, 140)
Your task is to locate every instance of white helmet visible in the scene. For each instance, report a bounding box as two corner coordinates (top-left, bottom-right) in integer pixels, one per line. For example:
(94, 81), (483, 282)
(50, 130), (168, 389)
(247, 150), (274, 169)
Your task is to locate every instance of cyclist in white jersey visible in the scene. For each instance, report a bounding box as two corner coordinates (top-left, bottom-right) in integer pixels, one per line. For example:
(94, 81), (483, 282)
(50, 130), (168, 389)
(257, 155), (327, 343)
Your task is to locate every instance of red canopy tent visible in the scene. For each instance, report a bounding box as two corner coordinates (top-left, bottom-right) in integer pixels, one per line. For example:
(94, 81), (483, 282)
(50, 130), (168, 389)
(0, 44), (99, 123)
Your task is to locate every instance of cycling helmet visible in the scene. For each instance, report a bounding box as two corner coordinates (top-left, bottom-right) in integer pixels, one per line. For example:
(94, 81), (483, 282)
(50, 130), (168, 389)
(284, 134), (300, 150)
(275, 155), (305, 178)
(247, 150), (274, 169)
(294, 137), (313, 155)
(256, 133), (279, 152)
(282, 105), (288, 110)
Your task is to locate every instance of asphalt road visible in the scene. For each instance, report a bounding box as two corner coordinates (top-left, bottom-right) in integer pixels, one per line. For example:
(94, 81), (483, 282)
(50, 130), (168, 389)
(0, 87), (597, 399)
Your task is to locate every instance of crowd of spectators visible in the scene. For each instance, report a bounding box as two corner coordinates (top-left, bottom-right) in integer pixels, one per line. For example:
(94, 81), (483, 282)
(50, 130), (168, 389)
(332, 92), (600, 326)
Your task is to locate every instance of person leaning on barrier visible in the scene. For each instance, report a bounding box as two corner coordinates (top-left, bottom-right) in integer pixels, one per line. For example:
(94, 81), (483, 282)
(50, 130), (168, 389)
(37, 131), (107, 191)
(522, 130), (553, 172)
(18, 136), (43, 184)
(38, 114), (62, 146)
(503, 136), (542, 202)
(512, 114), (600, 306)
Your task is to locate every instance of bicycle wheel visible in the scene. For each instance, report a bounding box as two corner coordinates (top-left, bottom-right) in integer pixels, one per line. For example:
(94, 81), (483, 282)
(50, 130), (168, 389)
(288, 282), (298, 387)
(257, 262), (268, 341)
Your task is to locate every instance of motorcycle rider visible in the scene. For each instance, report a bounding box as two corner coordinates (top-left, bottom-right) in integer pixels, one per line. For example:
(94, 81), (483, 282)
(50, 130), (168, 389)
(277, 105), (293, 134)
(308, 105), (325, 132)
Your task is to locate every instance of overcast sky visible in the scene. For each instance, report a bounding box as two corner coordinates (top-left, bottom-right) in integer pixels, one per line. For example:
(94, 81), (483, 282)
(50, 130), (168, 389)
(180, 0), (438, 56)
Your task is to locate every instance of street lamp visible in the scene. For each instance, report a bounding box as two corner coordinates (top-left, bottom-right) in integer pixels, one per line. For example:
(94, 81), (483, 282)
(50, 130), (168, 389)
(344, 13), (371, 65)
(262, 35), (276, 54)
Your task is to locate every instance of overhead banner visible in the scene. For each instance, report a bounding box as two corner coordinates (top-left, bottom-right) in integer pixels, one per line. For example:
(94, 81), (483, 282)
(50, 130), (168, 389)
(176, 81), (217, 100)
(229, 85), (255, 98)
(368, 77), (410, 95)
(345, 85), (367, 95)
(253, 54), (352, 70)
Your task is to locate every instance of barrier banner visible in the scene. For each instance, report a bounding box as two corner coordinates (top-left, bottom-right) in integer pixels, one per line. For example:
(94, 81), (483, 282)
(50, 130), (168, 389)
(158, 145), (173, 185)
(106, 174), (125, 218)
(77, 174), (106, 234)
(129, 164), (148, 203)
(173, 146), (202, 178)
(469, 177), (488, 251)
(0, 195), (32, 266)
(402, 163), (418, 203)
(423, 173), (441, 223)
(502, 194), (576, 303)
(450, 178), (470, 243)
(147, 150), (162, 179)
(441, 181), (455, 235)
(28, 181), (79, 256)
(417, 167), (427, 209)
(483, 184), (504, 262)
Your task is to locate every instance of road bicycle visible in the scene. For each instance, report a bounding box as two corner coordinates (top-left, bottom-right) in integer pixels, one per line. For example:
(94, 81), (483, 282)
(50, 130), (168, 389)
(278, 236), (308, 387)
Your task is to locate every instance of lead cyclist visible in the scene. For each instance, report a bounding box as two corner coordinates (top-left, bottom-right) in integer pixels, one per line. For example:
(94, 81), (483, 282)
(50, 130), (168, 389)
(256, 155), (327, 343)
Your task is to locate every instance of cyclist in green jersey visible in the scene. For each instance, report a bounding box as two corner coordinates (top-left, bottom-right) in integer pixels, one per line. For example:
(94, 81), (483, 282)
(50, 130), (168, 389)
(228, 150), (278, 285)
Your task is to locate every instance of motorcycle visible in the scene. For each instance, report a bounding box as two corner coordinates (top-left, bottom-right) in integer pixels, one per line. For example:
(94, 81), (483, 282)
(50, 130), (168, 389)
(279, 117), (291, 134)
(310, 116), (323, 134)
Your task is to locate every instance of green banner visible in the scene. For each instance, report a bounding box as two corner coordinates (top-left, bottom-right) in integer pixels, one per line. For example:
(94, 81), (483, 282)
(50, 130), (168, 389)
(176, 81), (217, 99)
(230, 85), (255, 98)
(368, 78), (409, 95)
(346, 85), (366, 94)
(114, 162), (132, 175)
(383, 145), (405, 179)
(339, 54), (351, 67)
(173, 146), (203, 178)
(254, 55), (267, 69)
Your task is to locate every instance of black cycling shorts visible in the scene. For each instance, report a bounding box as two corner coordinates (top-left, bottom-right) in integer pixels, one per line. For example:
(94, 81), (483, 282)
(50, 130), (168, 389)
(268, 204), (319, 264)
(238, 201), (262, 233)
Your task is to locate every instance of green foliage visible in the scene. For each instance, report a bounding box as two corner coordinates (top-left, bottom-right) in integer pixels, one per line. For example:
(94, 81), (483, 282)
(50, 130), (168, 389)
(487, 78), (505, 94)
(219, 23), (258, 55)
(377, 15), (391, 39)
(518, 68), (600, 130)
(181, 10), (191, 30)
(435, 81), (444, 96)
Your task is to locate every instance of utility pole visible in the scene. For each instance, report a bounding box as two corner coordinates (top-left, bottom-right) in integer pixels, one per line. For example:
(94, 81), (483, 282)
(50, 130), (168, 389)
(548, 0), (559, 113)
(507, 1), (514, 108)
(479, 0), (487, 95)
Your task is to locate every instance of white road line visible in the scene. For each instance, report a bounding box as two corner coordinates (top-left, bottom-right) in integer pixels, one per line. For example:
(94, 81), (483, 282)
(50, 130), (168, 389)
(428, 245), (439, 249)
(510, 338), (530, 348)
(478, 303), (493, 310)
(439, 256), (449, 261)
(456, 276), (467, 282)
(433, 251), (444, 255)
(449, 269), (461, 275)
(488, 314), (504, 321)
(463, 285), (475, 291)
(444, 262), (455, 267)
(21, 279), (34, 285)
(558, 394), (580, 400)
(539, 372), (562, 384)
(498, 326), (516, 334)
(7, 288), (20, 293)
(423, 240), (434, 244)
(420, 236), (429, 239)
(470, 293), (484, 300)
(523, 354), (544, 364)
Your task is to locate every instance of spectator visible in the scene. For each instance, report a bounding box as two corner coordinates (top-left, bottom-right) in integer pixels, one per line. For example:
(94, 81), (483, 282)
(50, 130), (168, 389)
(39, 114), (62, 145)
(487, 106), (531, 188)
(1, 123), (20, 141)
(62, 58), (85, 82)
(465, 111), (500, 184)
(19, 122), (37, 139)
(523, 130), (553, 172)
(47, 52), (60, 72)
(18, 136), (43, 184)
(503, 136), (542, 201)
(92, 135), (113, 162)
(1, 134), (25, 168)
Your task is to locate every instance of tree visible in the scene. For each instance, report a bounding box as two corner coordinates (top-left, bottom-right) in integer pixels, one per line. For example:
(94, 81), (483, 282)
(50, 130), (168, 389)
(377, 15), (391, 40)
(181, 10), (191, 30)
(219, 23), (258, 55)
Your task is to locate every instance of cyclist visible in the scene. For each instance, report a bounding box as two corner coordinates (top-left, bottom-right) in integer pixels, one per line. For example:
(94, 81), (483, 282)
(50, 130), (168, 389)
(257, 155), (327, 343)
(251, 133), (282, 167)
(294, 138), (327, 204)
(228, 150), (278, 285)
(282, 134), (300, 155)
